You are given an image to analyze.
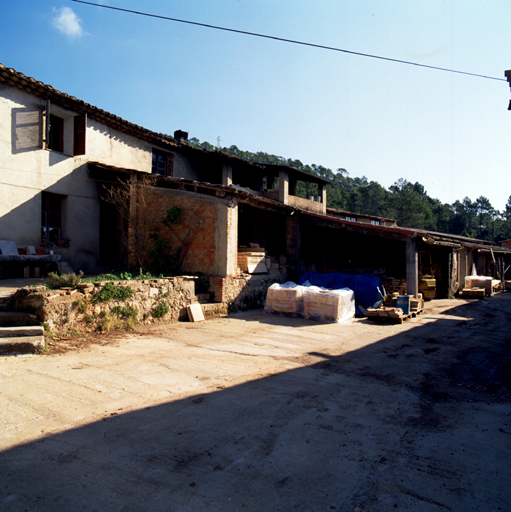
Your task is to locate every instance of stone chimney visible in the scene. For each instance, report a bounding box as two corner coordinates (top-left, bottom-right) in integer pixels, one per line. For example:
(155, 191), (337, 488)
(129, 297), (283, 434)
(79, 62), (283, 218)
(174, 130), (188, 143)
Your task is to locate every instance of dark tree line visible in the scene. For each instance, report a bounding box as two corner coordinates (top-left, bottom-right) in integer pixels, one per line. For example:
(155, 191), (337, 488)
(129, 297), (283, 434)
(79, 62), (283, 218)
(187, 138), (511, 243)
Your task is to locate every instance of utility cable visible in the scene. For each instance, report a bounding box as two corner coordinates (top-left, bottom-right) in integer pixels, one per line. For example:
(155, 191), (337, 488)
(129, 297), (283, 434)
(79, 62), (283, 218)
(72, 0), (505, 82)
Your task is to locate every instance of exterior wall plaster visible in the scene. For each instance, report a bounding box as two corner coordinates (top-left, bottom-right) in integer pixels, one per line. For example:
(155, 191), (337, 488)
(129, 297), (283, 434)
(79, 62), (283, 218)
(0, 83), (161, 272)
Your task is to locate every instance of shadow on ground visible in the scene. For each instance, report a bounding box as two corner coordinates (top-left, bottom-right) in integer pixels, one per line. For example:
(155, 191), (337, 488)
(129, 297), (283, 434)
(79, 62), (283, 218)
(1, 296), (510, 511)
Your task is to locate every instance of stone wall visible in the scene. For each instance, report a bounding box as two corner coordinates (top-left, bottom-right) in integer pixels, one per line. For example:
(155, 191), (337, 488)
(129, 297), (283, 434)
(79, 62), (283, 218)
(12, 277), (196, 335)
(210, 274), (287, 310)
(10, 273), (288, 335)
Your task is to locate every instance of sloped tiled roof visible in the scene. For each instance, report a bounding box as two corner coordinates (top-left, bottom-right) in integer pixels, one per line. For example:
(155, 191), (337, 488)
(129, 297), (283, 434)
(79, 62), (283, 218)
(0, 63), (269, 174)
(0, 63), (182, 150)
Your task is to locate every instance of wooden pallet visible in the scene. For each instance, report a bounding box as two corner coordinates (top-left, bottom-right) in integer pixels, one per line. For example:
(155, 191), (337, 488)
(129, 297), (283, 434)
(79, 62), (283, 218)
(367, 306), (423, 324)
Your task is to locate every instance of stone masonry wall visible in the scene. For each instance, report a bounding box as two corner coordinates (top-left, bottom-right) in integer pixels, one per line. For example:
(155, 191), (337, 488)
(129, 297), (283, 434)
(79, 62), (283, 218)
(12, 277), (196, 335)
(210, 274), (287, 311)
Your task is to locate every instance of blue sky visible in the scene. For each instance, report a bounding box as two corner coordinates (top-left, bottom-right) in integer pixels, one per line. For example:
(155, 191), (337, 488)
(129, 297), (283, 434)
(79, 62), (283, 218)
(2, 1), (511, 211)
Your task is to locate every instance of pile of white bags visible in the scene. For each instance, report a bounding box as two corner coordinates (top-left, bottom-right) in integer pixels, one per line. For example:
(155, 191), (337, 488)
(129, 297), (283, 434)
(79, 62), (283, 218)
(265, 282), (355, 323)
(264, 281), (304, 317)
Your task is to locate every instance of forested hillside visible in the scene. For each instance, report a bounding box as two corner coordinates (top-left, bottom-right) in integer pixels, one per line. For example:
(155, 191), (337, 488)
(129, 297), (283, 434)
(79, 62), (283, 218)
(188, 138), (511, 243)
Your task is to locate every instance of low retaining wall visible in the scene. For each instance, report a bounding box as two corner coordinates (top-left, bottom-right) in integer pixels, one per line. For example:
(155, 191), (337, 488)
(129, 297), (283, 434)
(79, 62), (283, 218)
(12, 277), (196, 335)
(8, 274), (287, 336)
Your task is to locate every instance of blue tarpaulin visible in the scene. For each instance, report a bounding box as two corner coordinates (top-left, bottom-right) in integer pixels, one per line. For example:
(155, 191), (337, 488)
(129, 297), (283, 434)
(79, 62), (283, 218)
(298, 273), (385, 315)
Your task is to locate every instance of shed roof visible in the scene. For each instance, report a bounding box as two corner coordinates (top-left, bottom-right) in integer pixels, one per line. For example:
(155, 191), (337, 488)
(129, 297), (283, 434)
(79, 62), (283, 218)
(90, 162), (511, 254)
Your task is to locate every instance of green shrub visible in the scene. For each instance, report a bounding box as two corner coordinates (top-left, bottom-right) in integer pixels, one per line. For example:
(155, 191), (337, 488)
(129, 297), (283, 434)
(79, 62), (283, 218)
(148, 228), (180, 275)
(111, 306), (138, 319)
(91, 282), (134, 303)
(73, 298), (88, 314)
(47, 271), (84, 289)
(151, 300), (169, 318)
(95, 309), (137, 332)
(81, 272), (164, 283)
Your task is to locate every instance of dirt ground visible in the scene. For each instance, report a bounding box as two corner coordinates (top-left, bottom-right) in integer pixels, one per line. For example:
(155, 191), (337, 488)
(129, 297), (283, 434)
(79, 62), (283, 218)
(1, 294), (510, 511)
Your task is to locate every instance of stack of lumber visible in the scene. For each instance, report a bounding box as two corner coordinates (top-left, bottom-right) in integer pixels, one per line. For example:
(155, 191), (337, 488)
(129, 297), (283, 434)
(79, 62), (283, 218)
(238, 247), (267, 274)
(367, 306), (405, 323)
(386, 278), (407, 295)
(459, 288), (485, 299)
(410, 296), (424, 313)
(384, 292), (399, 307)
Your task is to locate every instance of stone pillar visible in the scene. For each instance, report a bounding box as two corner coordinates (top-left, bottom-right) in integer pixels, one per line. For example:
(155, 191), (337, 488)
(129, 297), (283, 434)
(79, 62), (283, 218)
(222, 164), (233, 186)
(286, 214), (301, 276)
(405, 238), (419, 298)
(214, 197), (238, 277)
(210, 276), (227, 303)
(319, 183), (327, 214)
(279, 169), (289, 205)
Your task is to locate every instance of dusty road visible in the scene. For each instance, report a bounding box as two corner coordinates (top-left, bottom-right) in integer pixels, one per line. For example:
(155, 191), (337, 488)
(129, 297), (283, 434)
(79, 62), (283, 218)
(1, 295), (510, 511)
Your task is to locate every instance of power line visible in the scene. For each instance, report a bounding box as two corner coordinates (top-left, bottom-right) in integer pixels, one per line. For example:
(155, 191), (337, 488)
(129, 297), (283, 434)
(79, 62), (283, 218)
(72, 0), (505, 82)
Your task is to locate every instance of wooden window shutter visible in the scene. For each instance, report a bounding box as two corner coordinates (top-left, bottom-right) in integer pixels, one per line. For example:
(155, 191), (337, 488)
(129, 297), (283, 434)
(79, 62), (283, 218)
(43, 100), (50, 150)
(166, 153), (174, 177)
(73, 113), (86, 156)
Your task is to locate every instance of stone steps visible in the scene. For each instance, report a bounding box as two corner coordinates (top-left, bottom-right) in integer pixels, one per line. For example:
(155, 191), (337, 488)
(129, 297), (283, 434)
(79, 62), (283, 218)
(0, 291), (15, 310)
(0, 311), (38, 325)
(0, 325), (45, 354)
(201, 302), (227, 315)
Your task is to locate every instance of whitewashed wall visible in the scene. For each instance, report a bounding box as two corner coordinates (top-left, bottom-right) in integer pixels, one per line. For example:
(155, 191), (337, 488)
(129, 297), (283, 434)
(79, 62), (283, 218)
(0, 83), (158, 272)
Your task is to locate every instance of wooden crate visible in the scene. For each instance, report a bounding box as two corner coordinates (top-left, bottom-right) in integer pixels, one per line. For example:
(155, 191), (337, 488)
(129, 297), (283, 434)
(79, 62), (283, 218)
(459, 288), (485, 299)
(237, 251), (267, 273)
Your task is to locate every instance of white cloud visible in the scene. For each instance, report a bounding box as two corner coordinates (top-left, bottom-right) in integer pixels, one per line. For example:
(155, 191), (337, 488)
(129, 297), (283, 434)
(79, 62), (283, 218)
(52, 7), (83, 38)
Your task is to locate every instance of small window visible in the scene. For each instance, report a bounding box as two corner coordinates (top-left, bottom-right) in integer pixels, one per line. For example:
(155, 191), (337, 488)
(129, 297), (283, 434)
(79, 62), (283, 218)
(152, 149), (174, 176)
(48, 114), (64, 152)
(44, 101), (86, 156)
(41, 192), (64, 243)
(346, 216), (356, 222)
(371, 220), (380, 226)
